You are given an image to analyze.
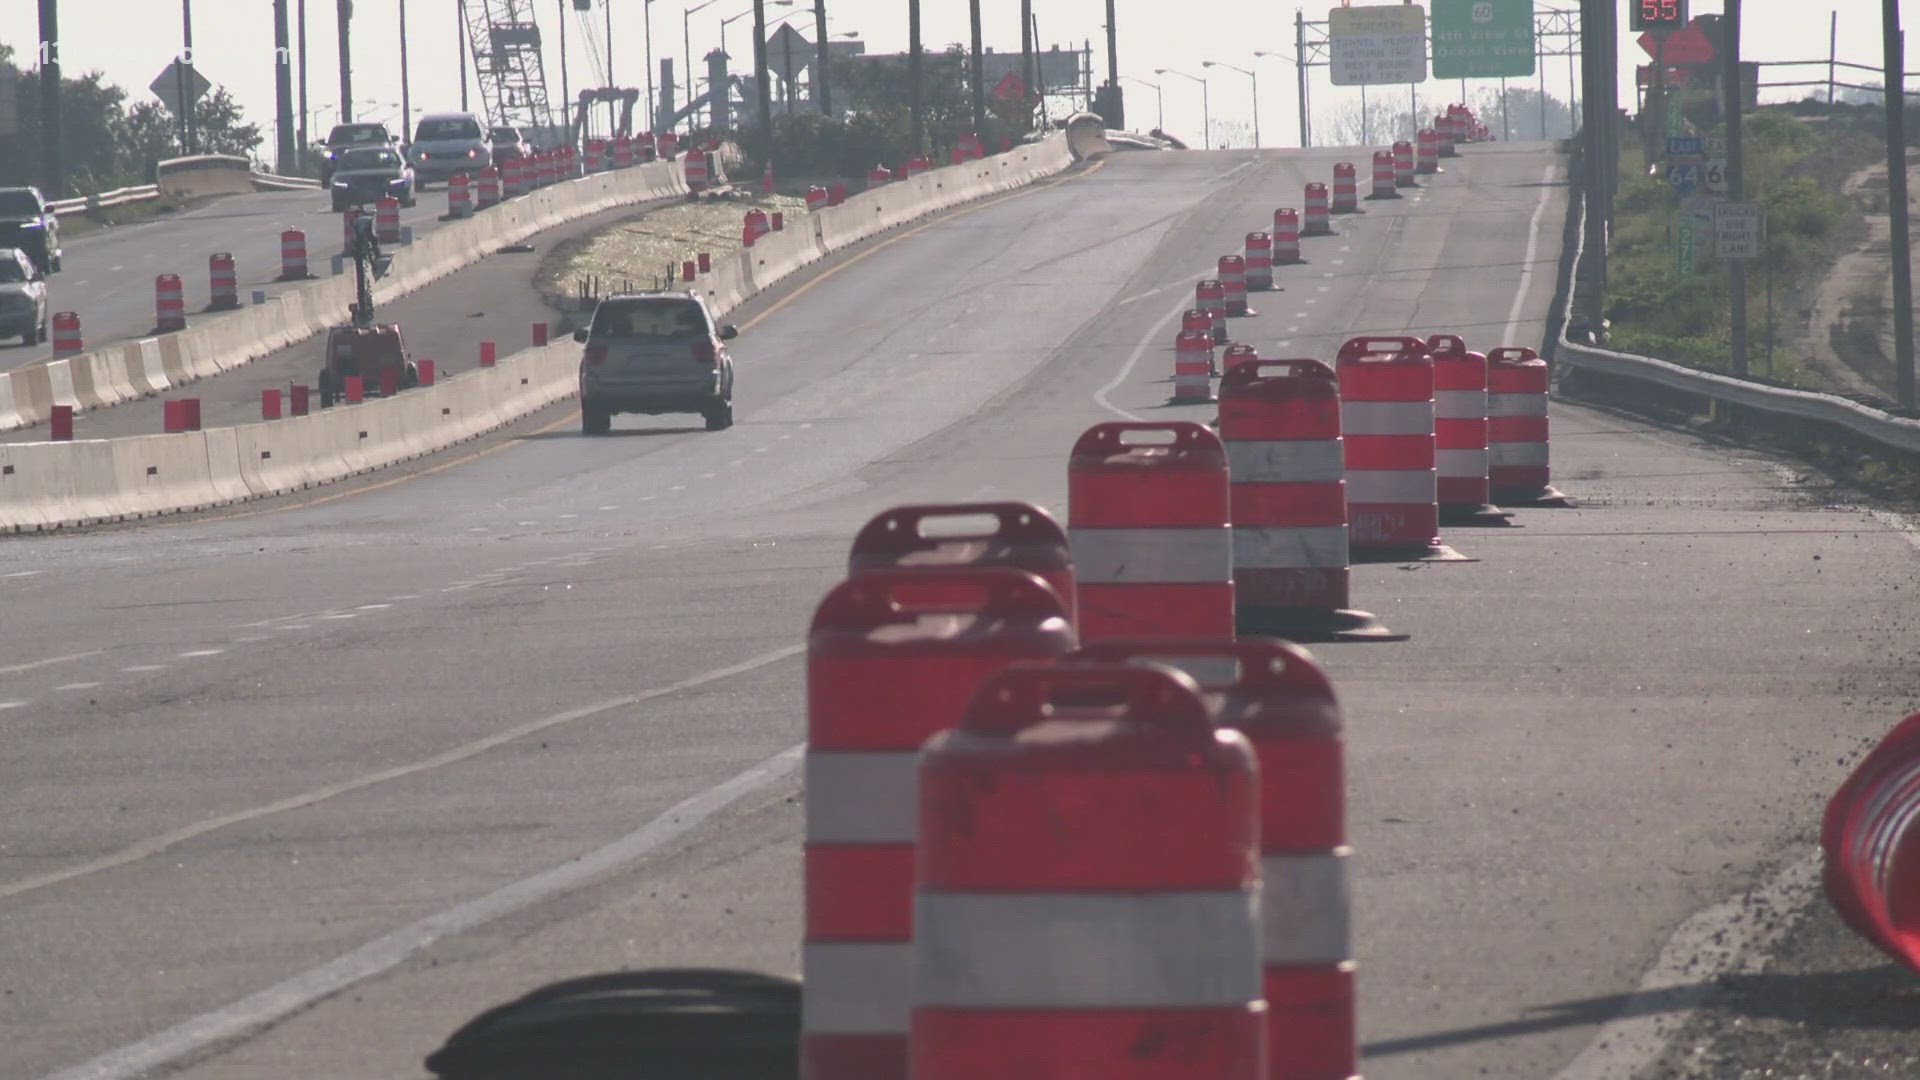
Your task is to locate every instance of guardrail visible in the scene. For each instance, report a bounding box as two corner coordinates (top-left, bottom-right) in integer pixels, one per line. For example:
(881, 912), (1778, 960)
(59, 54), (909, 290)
(1555, 191), (1920, 455)
(45, 155), (319, 215)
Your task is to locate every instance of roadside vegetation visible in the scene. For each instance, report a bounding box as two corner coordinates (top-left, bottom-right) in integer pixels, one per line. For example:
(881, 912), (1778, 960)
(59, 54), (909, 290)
(1602, 102), (1884, 388)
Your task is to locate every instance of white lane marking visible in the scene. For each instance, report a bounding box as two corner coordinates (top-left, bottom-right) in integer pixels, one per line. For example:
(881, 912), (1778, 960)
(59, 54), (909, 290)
(120, 665), (166, 673)
(355, 603), (393, 611)
(1551, 852), (1820, 1080)
(388, 594), (421, 601)
(178, 649), (225, 658)
(274, 624), (311, 631)
(1503, 163), (1559, 338)
(599, 505), (619, 511)
(110, 264), (124, 271)
(1093, 289), (1192, 422)
(35, 742), (805, 1080)
(0, 646), (803, 907)
(669, 485), (685, 492)
(55, 683), (102, 692)
(319, 612), (358, 621)
(1275, 341), (1293, 349)
(2, 570), (43, 579)
(0, 650), (104, 676)
(232, 636), (270, 644)
(0, 701), (27, 711)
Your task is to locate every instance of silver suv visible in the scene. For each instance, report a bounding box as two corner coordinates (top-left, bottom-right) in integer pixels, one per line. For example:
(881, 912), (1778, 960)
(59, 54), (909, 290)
(408, 112), (491, 186)
(574, 292), (737, 435)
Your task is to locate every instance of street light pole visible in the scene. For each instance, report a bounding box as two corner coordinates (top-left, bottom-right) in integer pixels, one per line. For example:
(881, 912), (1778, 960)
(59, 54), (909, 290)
(397, 0), (410, 142)
(910, 0), (924, 151)
(969, 0), (985, 134)
(180, 0), (197, 153)
(335, 0), (352, 124)
(1156, 67), (1208, 149)
(645, 0), (656, 136)
(1203, 60), (1256, 148)
(814, 0), (830, 116)
(1120, 76), (1161, 130)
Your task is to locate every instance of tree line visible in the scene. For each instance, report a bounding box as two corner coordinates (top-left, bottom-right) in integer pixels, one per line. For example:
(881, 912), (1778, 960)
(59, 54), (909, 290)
(0, 43), (263, 196)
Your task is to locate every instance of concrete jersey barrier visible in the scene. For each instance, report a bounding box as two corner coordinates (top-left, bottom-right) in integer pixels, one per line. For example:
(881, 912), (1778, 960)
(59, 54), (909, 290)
(0, 155), (704, 433)
(0, 133), (1080, 533)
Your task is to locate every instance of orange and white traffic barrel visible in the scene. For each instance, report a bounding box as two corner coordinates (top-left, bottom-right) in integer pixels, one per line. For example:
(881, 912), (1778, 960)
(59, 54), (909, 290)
(154, 274), (187, 333)
(807, 185), (830, 213)
(1428, 334), (1511, 524)
(1068, 421), (1234, 640)
(1219, 255), (1251, 317)
(1197, 278), (1229, 344)
(1220, 359), (1400, 641)
(1245, 231), (1274, 291)
(1273, 208), (1302, 264)
(1393, 140), (1416, 187)
(51, 311), (82, 356)
(1067, 638), (1366, 1073)
(1336, 336), (1455, 562)
(207, 252), (238, 310)
(279, 229), (310, 280)
(1172, 328), (1217, 403)
(502, 157), (526, 198)
(805, 568), (1073, 1080)
(685, 149), (710, 192)
(375, 197), (402, 243)
(910, 661), (1264, 1080)
(1368, 151), (1399, 200)
(584, 139), (605, 173)
(656, 131), (679, 160)
(1303, 183), (1332, 236)
(847, 502), (1076, 628)
(476, 166), (501, 208)
(867, 165), (892, 189)
(1331, 162), (1359, 213)
(447, 172), (473, 218)
(1824, 711), (1920, 972)
(1486, 346), (1569, 505)
(613, 135), (635, 169)
(1222, 342), (1261, 377)
(1417, 128), (1441, 174)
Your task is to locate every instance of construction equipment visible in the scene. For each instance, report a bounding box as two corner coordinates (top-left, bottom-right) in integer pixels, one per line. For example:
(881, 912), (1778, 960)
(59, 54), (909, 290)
(574, 87), (643, 142)
(459, 0), (558, 138)
(317, 215), (417, 408)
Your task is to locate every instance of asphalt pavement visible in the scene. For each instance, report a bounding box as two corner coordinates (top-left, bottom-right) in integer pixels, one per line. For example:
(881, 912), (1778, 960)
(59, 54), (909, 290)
(0, 185), (464, 372)
(2, 145), (1917, 1080)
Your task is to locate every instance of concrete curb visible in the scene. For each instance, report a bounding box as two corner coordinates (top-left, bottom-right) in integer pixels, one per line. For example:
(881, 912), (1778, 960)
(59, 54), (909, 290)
(0, 133), (1080, 533)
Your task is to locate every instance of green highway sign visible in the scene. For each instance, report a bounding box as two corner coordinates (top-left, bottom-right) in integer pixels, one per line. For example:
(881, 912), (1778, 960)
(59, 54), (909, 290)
(1431, 0), (1537, 79)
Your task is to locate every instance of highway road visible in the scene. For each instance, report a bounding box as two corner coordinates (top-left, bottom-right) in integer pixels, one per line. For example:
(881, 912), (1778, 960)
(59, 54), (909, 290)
(3, 144), (1917, 1080)
(0, 186), (460, 372)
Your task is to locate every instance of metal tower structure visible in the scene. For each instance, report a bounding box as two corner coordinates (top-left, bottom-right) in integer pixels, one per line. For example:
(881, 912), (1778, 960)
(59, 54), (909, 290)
(459, 0), (557, 135)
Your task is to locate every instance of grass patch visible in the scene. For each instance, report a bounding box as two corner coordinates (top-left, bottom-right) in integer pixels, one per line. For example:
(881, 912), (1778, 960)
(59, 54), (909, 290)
(1603, 108), (1882, 387)
(537, 193), (810, 301)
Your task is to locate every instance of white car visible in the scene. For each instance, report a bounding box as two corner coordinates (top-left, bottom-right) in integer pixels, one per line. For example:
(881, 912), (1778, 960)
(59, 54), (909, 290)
(0, 247), (49, 347)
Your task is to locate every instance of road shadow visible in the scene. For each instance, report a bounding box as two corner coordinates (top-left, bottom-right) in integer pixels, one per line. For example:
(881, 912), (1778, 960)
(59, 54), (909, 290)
(424, 968), (800, 1080)
(519, 425), (708, 441)
(1362, 966), (1920, 1059)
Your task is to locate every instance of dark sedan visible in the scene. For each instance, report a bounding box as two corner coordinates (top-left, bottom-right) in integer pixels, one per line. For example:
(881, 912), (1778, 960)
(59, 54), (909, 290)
(329, 147), (417, 211)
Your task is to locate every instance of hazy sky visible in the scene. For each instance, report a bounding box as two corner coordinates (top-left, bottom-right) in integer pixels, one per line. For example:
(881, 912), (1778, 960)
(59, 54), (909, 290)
(1, 1), (1914, 151)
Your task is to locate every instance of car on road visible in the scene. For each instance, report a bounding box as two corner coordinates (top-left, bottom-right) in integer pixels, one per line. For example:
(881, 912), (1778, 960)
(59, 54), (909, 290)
(575, 292), (737, 434)
(318, 122), (400, 186)
(329, 146), (417, 211)
(0, 186), (62, 275)
(0, 247), (50, 346)
(409, 113), (492, 187)
(488, 126), (530, 166)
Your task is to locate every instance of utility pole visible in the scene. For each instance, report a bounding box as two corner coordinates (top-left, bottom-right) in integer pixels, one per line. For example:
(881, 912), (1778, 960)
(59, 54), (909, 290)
(558, 0), (570, 140)
(336, 0), (352, 124)
(752, 0), (772, 144)
(1021, 0), (1034, 127)
(37, 0), (60, 196)
(1104, 0), (1118, 119)
(969, 0), (985, 134)
(1885, 1), (1915, 410)
(605, 0), (616, 135)
(645, 0), (656, 137)
(1296, 10), (1310, 149)
(458, 0), (468, 113)
(398, 0), (411, 141)
(1828, 10), (1838, 106)
(1725, 0), (1748, 377)
(813, 0), (830, 116)
(274, 0), (296, 171)
(297, 0), (310, 163)
(909, 0), (923, 152)
(180, 0), (197, 154)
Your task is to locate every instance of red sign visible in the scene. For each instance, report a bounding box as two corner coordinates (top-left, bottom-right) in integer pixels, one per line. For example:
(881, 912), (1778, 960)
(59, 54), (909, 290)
(1638, 28), (1715, 65)
(992, 72), (1027, 103)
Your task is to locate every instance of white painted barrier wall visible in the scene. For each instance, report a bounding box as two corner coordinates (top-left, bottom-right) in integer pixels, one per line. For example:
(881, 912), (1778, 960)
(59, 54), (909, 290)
(0, 133), (1081, 533)
(0, 156), (703, 432)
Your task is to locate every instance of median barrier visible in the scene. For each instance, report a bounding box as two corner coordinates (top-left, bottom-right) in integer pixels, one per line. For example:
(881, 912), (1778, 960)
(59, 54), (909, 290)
(0, 134), (1079, 532)
(0, 154), (707, 432)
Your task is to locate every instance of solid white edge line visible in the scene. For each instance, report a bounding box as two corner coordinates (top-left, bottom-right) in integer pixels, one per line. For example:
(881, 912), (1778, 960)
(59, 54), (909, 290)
(1504, 163), (1559, 339)
(40, 742), (806, 1080)
(1096, 260), (1223, 422)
